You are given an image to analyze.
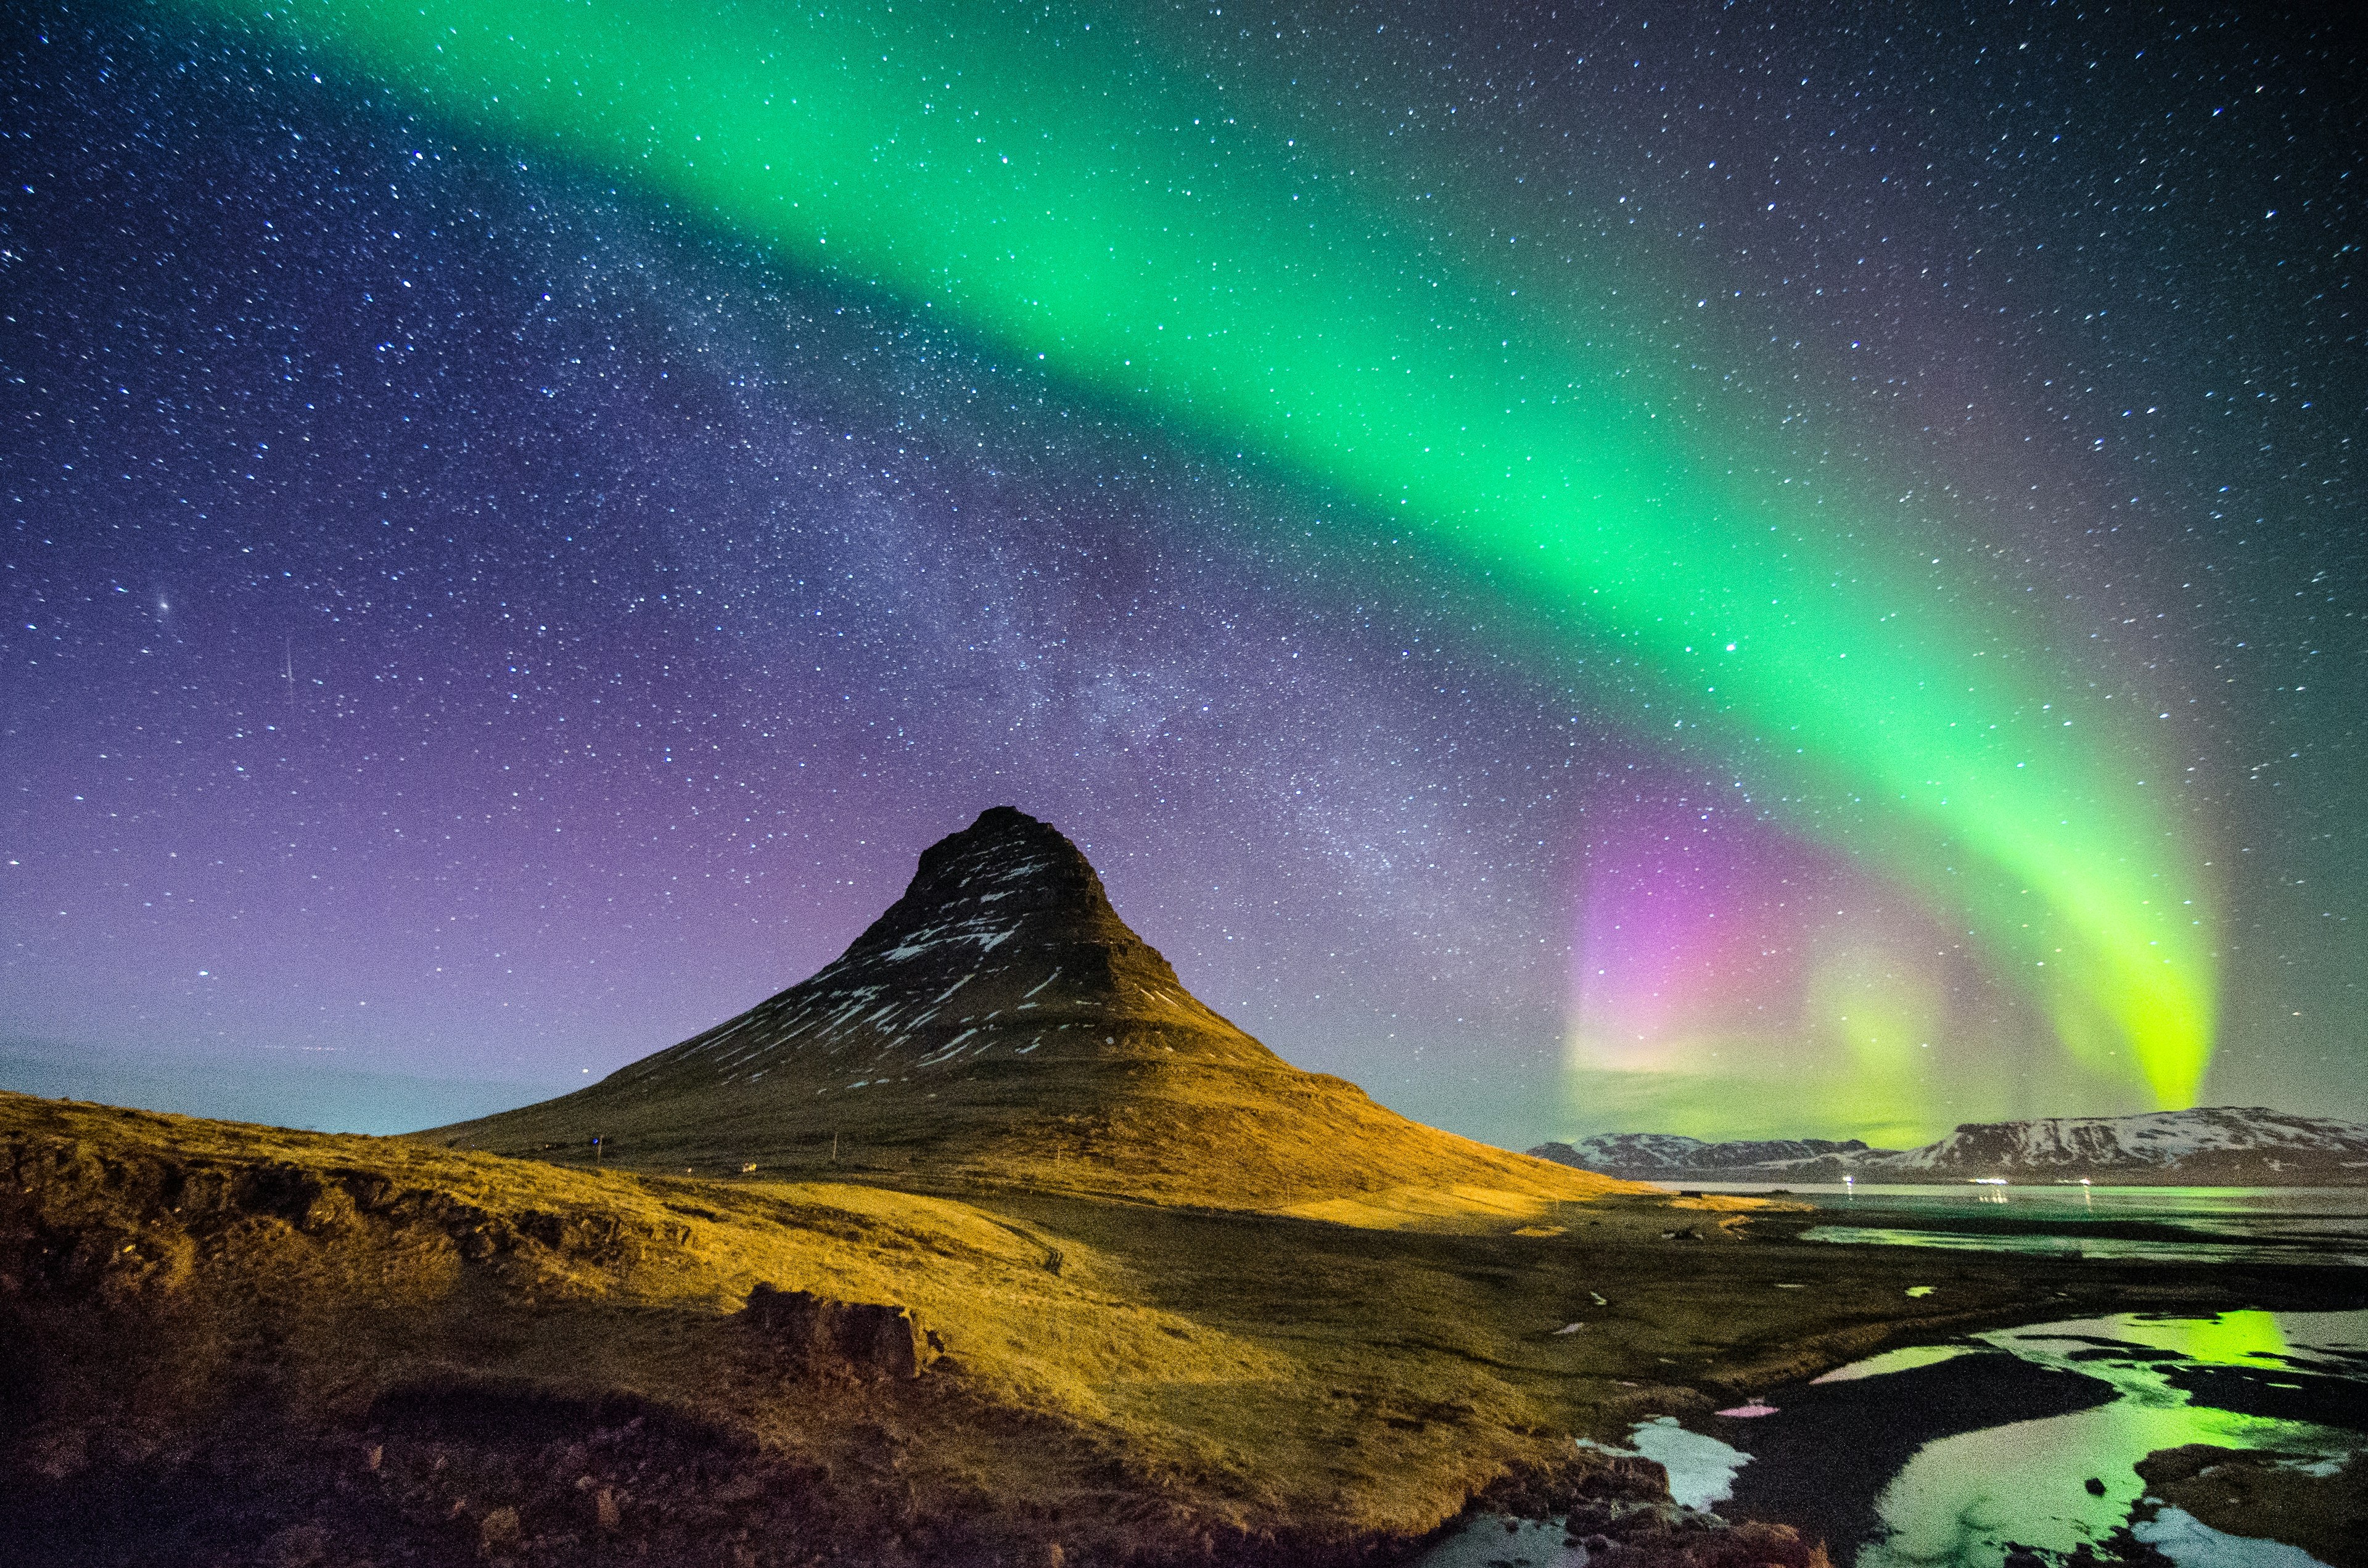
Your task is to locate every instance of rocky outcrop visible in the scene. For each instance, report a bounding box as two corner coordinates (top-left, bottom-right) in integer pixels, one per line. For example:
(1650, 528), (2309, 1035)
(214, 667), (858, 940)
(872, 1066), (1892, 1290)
(2130, 1445), (2367, 1568)
(1467, 1454), (1828, 1568)
(742, 1284), (944, 1379)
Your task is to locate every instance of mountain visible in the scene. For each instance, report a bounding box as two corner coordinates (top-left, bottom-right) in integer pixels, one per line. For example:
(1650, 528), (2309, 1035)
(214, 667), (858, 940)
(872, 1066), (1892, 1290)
(1531, 1107), (2368, 1185)
(1535, 1133), (1875, 1173)
(436, 807), (1625, 1215)
(1874, 1107), (2368, 1183)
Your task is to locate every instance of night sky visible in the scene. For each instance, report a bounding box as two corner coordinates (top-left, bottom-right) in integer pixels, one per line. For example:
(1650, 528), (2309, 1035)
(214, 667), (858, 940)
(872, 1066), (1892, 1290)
(3, 1), (2360, 1149)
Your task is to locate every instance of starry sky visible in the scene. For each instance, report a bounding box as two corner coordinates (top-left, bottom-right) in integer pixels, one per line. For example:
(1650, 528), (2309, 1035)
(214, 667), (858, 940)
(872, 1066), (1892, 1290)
(2, 1), (2360, 1148)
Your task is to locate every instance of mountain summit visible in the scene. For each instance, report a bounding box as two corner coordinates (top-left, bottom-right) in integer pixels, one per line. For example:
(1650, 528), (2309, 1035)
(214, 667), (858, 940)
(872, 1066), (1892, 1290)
(434, 808), (1624, 1215)
(612, 805), (1276, 1088)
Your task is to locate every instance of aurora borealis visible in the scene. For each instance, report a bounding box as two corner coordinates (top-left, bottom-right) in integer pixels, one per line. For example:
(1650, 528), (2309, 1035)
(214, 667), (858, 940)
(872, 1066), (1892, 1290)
(3, 3), (2360, 1145)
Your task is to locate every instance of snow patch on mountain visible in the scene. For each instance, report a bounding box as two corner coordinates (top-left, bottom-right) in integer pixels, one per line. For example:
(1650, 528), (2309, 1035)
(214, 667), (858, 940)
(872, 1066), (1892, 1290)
(1530, 1107), (2368, 1186)
(1531, 1133), (1875, 1172)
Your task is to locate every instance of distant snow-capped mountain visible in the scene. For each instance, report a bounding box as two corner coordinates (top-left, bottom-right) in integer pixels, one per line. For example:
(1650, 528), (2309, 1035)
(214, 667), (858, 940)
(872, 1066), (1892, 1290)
(1529, 1107), (2368, 1185)
(1532, 1132), (1876, 1172)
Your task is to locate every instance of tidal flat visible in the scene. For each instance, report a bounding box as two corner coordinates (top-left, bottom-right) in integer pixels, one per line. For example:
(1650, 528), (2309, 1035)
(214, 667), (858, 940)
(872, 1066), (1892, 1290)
(3, 1092), (2361, 1568)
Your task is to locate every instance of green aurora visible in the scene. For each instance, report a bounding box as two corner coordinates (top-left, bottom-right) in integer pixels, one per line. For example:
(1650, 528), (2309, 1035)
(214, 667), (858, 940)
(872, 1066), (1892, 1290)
(204, 0), (2217, 1109)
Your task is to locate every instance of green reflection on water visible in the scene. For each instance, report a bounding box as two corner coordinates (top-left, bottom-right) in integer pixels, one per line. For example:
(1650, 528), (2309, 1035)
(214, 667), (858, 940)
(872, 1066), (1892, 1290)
(1856, 1312), (2358, 1568)
(1798, 1226), (2368, 1269)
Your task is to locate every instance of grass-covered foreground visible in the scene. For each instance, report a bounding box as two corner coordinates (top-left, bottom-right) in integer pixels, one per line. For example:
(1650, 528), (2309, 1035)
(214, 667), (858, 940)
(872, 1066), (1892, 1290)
(2, 1090), (2353, 1567)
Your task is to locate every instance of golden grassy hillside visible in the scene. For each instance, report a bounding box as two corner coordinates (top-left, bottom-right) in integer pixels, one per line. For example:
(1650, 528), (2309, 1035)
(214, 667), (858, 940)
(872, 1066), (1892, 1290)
(0, 1090), (1944, 1567)
(434, 1054), (1633, 1220)
(8, 1088), (2316, 1568)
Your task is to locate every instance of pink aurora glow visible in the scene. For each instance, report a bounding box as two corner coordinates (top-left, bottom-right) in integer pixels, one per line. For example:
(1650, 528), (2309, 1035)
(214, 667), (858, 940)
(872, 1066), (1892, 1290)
(1571, 794), (1849, 1071)
(1566, 775), (1998, 1098)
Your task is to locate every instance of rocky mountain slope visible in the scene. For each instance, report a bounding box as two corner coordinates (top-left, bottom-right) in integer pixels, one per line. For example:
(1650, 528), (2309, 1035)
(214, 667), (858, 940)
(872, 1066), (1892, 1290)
(1532, 1107), (2368, 1184)
(438, 807), (1618, 1216)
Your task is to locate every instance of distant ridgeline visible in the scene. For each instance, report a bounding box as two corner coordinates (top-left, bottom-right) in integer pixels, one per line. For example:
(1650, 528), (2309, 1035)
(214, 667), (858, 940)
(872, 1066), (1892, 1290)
(1530, 1108), (2368, 1186)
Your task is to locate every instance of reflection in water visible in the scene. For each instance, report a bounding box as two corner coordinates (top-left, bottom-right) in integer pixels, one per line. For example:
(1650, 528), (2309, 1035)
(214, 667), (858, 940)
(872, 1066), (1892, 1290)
(1417, 1307), (2366, 1568)
(1624, 1416), (1751, 1508)
(1796, 1226), (2368, 1268)
(1849, 1311), (2362, 1568)
(1766, 1183), (2368, 1269)
(1411, 1514), (1584, 1568)
(2132, 1506), (2331, 1568)
(1669, 1184), (2368, 1238)
(1572, 1414), (1755, 1510)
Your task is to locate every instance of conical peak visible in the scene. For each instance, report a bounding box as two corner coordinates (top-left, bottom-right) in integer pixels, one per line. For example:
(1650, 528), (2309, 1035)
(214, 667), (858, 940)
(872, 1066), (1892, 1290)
(896, 807), (1111, 927)
(429, 808), (1632, 1216)
(841, 807), (1151, 973)
(596, 807), (1278, 1101)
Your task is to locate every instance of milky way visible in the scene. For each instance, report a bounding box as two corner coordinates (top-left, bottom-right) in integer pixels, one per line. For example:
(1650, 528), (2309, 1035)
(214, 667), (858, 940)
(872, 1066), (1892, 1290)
(3, 2), (2359, 1145)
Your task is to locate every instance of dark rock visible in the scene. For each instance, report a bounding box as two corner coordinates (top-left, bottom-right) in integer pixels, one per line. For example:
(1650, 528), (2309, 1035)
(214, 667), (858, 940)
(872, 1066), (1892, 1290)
(479, 1503), (522, 1548)
(2134, 1443), (2246, 1487)
(743, 1284), (941, 1379)
(258, 1524), (331, 1568)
